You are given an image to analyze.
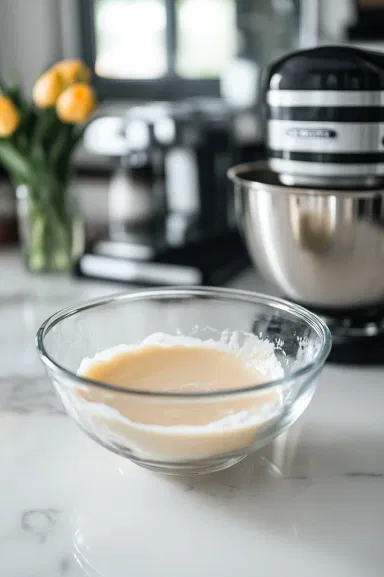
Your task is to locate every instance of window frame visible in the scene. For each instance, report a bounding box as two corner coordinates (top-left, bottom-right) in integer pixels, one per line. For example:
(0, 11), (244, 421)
(79, 0), (221, 100)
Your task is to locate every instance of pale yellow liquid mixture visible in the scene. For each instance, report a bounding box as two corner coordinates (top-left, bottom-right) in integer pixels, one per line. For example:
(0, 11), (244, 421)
(76, 338), (282, 461)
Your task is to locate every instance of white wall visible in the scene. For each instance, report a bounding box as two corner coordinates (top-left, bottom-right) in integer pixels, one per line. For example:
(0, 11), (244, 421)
(0, 0), (62, 93)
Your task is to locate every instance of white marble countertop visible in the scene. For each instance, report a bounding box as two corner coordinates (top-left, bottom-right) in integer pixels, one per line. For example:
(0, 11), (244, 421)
(1, 248), (384, 577)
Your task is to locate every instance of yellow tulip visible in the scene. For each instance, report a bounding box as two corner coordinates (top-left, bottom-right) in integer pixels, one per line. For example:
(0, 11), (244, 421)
(0, 96), (20, 137)
(56, 83), (96, 124)
(33, 69), (63, 108)
(54, 59), (91, 86)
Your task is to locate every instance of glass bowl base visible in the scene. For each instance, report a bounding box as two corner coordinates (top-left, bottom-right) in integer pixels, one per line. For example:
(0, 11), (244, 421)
(130, 455), (247, 475)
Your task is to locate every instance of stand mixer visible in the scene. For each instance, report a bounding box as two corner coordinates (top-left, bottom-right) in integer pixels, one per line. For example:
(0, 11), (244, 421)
(229, 45), (384, 364)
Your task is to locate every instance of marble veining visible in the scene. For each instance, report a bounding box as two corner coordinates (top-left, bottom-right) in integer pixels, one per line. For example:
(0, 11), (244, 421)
(1, 248), (384, 577)
(345, 472), (384, 478)
(21, 509), (61, 543)
(0, 376), (64, 414)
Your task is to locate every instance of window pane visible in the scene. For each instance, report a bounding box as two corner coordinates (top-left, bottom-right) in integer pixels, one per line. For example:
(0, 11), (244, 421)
(176, 0), (237, 79)
(95, 0), (167, 79)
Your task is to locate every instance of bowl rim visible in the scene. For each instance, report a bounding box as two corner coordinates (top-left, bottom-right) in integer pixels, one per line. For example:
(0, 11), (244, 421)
(36, 286), (332, 398)
(227, 161), (384, 197)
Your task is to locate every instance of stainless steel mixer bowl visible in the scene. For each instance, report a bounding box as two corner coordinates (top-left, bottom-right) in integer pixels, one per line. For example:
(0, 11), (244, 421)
(228, 162), (384, 309)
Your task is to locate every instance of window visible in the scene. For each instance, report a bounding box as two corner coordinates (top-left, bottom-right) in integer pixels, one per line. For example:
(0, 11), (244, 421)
(80, 0), (237, 99)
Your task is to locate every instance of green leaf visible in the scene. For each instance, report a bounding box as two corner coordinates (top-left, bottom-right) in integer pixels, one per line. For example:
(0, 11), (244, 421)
(0, 141), (58, 192)
(49, 124), (74, 182)
(0, 78), (7, 96)
(0, 141), (36, 184)
(59, 124), (86, 176)
(42, 109), (60, 152)
(7, 79), (24, 111)
(31, 109), (56, 164)
(21, 105), (38, 145)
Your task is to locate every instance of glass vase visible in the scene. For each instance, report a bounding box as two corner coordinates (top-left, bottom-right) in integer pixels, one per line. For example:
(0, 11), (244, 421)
(16, 183), (84, 273)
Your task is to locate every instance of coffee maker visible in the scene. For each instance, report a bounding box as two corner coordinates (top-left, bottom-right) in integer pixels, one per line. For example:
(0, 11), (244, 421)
(77, 99), (263, 286)
(229, 45), (384, 364)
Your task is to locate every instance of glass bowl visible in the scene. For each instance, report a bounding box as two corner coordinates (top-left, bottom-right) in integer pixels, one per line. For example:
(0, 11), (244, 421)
(36, 287), (331, 475)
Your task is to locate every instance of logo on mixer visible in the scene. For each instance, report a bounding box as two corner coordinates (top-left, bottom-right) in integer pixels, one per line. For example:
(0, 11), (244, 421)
(286, 128), (337, 139)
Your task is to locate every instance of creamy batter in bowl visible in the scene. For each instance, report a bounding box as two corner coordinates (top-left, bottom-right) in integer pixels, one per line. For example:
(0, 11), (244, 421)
(36, 287), (331, 475)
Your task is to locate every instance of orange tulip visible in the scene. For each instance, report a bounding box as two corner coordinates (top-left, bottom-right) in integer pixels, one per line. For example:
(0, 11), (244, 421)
(56, 83), (96, 124)
(54, 59), (91, 86)
(33, 69), (63, 108)
(0, 96), (20, 137)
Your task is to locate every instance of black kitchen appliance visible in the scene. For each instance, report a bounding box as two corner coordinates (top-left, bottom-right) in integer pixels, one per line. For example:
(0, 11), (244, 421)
(76, 99), (261, 286)
(303, 304), (384, 365)
(225, 45), (384, 364)
(265, 44), (384, 188)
